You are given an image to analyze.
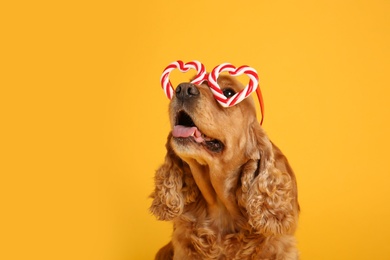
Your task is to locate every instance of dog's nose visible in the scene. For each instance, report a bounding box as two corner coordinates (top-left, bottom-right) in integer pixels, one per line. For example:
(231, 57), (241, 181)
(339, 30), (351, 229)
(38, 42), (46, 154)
(175, 83), (200, 100)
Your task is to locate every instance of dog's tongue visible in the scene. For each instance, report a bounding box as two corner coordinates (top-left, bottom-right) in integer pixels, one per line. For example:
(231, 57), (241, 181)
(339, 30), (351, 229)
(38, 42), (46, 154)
(172, 125), (204, 143)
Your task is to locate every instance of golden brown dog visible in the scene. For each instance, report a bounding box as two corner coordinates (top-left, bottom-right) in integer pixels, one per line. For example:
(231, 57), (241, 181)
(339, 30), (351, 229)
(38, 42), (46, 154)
(150, 75), (299, 259)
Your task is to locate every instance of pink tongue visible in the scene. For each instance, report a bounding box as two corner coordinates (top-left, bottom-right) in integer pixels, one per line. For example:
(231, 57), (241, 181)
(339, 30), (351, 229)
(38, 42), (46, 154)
(172, 125), (205, 143)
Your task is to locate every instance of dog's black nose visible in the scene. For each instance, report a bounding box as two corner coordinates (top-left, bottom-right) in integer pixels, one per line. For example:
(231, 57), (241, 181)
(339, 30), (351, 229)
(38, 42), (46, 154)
(175, 83), (200, 100)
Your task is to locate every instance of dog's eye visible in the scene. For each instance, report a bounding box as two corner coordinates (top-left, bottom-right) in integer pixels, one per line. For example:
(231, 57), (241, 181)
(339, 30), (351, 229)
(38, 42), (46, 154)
(222, 88), (236, 98)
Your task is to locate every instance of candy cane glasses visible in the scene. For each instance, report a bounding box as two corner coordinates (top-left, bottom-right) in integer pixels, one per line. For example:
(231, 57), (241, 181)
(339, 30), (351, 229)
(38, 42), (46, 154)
(160, 60), (264, 125)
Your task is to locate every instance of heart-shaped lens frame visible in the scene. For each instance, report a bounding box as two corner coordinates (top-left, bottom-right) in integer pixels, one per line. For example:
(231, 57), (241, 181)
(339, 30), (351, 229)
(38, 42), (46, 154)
(160, 60), (206, 99)
(208, 63), (259, 107)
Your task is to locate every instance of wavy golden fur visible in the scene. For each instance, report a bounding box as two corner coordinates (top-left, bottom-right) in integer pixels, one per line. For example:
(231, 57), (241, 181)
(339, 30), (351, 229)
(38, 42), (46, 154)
(150, 75), (299, 259)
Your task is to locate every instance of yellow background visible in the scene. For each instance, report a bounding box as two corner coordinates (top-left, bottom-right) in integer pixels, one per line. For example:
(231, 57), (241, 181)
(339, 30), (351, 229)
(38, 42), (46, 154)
(1, 0), (390, 259)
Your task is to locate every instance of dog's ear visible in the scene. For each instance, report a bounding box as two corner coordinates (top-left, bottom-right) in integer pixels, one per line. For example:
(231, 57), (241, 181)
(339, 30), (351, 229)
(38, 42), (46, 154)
(238, 123), (298, 235)
(150, 134), (199, 220)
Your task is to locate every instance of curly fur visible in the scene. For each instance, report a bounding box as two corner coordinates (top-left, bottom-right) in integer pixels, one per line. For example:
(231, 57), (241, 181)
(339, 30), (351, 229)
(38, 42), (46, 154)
(150, 75), (299, 259)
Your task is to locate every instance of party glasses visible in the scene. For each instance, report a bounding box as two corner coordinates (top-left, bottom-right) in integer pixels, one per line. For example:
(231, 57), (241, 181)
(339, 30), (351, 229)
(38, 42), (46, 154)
(160, 60), (264, 124)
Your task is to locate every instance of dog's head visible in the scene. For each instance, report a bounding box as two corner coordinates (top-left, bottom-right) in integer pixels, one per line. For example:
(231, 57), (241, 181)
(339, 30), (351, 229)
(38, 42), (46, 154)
(169, 75), (265, 167)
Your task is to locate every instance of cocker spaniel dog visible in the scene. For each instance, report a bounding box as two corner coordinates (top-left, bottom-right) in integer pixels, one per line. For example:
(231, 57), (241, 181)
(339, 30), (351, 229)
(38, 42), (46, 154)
(150, 74), (299, 259)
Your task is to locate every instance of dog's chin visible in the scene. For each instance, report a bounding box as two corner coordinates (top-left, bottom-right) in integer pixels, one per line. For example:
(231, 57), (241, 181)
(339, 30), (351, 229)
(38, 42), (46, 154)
(171, 137), (224, 165)
(172, 136), (224, 154)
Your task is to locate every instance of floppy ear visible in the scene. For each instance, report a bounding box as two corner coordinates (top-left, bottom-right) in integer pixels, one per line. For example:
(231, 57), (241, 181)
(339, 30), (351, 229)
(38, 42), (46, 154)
(150, 134), (199, 220)
(238, 123), (299, 235)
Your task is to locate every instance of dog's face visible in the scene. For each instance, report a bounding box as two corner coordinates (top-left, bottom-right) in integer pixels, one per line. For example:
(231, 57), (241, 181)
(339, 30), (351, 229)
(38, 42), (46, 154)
(169, 75), (260, 166)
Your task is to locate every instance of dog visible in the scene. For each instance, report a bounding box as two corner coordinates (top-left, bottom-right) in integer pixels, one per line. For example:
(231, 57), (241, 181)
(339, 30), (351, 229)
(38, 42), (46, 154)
(150, 75), (299, 259)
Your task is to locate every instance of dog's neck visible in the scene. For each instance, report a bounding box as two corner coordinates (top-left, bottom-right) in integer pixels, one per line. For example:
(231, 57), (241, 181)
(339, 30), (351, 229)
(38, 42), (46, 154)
(184, 157), (248, 228)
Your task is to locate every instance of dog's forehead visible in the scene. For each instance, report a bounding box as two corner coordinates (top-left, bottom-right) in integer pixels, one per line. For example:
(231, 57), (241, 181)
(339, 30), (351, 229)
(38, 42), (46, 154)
(188, 74), (244, 91)
(216, 75), (243, 89)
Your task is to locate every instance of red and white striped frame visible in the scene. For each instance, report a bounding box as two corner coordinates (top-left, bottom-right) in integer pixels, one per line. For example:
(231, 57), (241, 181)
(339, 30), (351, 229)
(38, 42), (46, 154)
(160, 60), (264, 124)
(208, 63), (259, 107)
(160, 60), (206, 100)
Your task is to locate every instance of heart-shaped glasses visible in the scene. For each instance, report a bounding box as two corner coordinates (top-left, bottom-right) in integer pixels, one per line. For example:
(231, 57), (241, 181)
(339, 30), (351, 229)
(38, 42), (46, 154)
(160, 60), (264, 125)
